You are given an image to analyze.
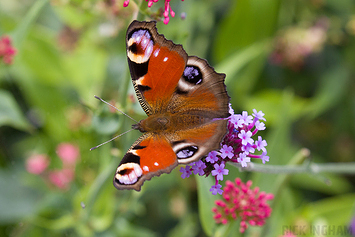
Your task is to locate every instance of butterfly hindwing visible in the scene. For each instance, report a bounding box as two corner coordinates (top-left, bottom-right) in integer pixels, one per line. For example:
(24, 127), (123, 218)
(114, 134), (178, 191)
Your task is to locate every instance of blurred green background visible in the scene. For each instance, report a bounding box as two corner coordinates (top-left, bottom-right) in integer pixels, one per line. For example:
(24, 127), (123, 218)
(0, 0), (354, 236)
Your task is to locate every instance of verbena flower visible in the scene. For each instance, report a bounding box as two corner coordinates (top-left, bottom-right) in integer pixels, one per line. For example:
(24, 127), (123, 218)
(211, 163), (229, 181)
(123, 0), (184, 24)
(212, 178), (274, 233)
(180, 105), (269, 195)
(210, 184), (223, 195)
(0, 35), (17, 64)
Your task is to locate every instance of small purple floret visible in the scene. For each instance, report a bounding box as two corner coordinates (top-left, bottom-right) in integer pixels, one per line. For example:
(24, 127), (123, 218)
(210, 184), (223, 195)
(192, 160), (206, 176)
(220, 145), (234, 159)
(206, 150), (218, 163)
(212, 163), (229, 181)
(179, 165), (191, 179)
(237, 153), (251, 167)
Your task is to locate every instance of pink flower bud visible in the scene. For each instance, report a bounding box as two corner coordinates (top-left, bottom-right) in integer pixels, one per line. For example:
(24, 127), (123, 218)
(56, 143), (80, 166)
(26, 154), (49, 175)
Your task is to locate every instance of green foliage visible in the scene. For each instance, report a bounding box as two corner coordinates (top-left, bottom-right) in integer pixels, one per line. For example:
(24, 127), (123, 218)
(0, 0), (354, 236)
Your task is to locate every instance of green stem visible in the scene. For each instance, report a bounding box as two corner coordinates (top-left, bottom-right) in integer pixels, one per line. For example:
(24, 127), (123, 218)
(230, 160), (355, 175)
(243, 162), (355, 174)
(81, 157), (117, 222)
(229, 148), (355, 174)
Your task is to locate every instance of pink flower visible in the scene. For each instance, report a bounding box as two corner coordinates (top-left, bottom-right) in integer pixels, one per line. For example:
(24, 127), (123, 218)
(26, 154), (50, 175)
(56, 143), (80, 166)
(212, 178), (274, 233)
(123, 0), (184, 25)
(0, 35), (17, 64)
(123, 0), (130, 7)
(48, 169), (75, 189)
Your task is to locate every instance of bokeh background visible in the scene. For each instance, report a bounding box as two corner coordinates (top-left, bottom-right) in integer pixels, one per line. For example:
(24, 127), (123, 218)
(0, 0), (354, 236)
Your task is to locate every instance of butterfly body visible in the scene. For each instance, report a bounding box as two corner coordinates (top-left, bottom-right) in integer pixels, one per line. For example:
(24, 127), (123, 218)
(114, 21), (230, 191)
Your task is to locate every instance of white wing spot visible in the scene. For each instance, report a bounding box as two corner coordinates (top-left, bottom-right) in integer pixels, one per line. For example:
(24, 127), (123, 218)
(154, 49), (160, 57)
(146, 43), (153, 57)
(163, 57), (168, 62)
(154, 162), (159, 166)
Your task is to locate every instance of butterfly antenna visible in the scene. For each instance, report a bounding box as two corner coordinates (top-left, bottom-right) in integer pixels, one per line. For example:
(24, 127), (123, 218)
(90, 129), (134, 151)
(94, 95), (138, 123)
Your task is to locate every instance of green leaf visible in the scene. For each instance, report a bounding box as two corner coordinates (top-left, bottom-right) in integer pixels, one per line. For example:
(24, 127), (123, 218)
(63, 42), (107, 103)
(303, 193), (355, 224)
(195, 175), (218, 236)
(245, 89), (309, 125)
(53, 4), (95, 29)
(92, 112), (121, 135)
(0, 89), (32, 131)
(213, 0), (281, 62)
(306, 66), (349, 119)
(216, 40), (272, 102)
(114, 218), (158, 237)
(12, 0), (50, 48)
(0, 169), (41, 224)
(216, 40), (271, 84)
(214, 220), (242, 237)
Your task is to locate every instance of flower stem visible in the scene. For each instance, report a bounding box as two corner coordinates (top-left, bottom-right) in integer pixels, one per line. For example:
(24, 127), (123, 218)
(229, 148), (355, 174)
(243, 162), (355, 174)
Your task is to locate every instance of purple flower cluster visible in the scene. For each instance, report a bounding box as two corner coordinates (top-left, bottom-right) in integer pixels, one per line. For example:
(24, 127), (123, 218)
(179, 105), (269, 195)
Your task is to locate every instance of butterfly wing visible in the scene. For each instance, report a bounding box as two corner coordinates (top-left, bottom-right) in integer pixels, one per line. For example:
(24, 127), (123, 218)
(126, 20), (188, 115)
(114, 133), (178, 191)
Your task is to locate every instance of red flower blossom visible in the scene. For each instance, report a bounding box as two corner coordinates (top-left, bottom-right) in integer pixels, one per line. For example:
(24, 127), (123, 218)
(0, 35), (17, 64)
(212, 178), (274, 233)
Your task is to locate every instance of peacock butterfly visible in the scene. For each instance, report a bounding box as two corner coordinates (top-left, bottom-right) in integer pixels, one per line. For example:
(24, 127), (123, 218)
(114, 20), (230, 191)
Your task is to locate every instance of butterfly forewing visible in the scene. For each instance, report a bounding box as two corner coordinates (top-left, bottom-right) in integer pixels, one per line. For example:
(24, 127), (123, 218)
(126, 21), (188, 115)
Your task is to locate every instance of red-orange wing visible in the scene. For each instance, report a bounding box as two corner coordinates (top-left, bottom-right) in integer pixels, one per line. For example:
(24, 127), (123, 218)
(113, 134), (177, 191)
(126, 21), (188, 115)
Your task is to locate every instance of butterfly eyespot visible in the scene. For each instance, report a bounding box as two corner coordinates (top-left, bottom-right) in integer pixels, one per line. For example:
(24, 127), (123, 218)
(115, 163), (143, 185)
(129, 43), (138, 54)
(176, 146), (198, 159)
(127, 29), (154, 64)
(183, 66), (202, 85)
